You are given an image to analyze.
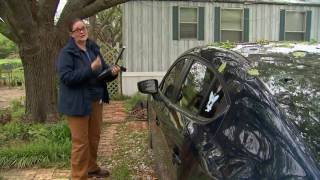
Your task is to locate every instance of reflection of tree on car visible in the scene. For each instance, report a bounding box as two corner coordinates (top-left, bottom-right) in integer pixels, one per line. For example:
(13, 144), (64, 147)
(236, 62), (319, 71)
(179, 62), (215, 114)
(138, 46), (320, 179)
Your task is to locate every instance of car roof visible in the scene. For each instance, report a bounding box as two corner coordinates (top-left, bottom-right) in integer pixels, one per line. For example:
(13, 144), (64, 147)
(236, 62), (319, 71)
(179, 45), (278, 113)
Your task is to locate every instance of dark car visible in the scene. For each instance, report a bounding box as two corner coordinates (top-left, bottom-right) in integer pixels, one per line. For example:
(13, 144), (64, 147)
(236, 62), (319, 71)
(137, 46), (320, 179)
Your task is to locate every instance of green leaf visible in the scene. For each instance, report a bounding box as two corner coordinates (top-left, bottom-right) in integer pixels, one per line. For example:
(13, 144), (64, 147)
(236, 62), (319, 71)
(218, 62), (227, 73)
(292, 51), (306, 58)
(247, 68), (259, 76)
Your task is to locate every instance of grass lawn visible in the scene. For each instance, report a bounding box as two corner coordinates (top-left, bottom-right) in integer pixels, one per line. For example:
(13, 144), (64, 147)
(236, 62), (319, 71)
(0, 58), (21, 65)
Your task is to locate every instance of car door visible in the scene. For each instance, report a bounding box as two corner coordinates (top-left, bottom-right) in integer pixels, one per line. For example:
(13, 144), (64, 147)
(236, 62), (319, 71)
(158, 55), (221, 179)
(150, 57), (191, 179)
(156, 56), (191, 150)
(173, 57), (225, 179)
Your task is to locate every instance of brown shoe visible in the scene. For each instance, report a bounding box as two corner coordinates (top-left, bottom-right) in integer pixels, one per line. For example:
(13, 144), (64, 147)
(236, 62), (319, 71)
(88, 169), (110, 178)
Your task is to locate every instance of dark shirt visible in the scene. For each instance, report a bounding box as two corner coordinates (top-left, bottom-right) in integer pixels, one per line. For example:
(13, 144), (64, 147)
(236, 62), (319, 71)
(80, 49), (104, 101)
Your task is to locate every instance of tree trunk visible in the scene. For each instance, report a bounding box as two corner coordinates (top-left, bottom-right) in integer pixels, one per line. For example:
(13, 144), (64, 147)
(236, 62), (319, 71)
(20, 31), (62, 122)
(89, 16), (97, 41)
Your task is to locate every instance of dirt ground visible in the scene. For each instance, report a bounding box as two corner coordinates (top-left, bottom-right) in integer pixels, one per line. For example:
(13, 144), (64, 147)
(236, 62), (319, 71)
(0, 86), (25, 109)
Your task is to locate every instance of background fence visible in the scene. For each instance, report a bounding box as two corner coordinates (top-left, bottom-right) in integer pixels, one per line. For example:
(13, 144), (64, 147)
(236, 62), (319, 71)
(101, 44), (124, 98)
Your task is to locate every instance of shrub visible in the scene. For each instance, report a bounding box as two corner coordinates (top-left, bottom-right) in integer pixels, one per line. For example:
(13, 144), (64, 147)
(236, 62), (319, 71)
(0, 120), (71, 168)
(9, 99), (25, 119)
(124, 93), (147, 112)
(0, 59), (24, 87)
(209, 41), (236, 49)
(0, 34), (18, 59)
(0, 141), (71, 168)
(0, 59), (22, 70)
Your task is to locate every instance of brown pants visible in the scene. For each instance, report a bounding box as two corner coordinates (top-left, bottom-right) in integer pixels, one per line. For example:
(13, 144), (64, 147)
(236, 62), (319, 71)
(67, 101), (103, 180)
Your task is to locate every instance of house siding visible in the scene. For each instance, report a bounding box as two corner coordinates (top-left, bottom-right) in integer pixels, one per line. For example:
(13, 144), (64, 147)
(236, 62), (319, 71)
(122, 0), (320, 95)
(123, 1), (213, 73)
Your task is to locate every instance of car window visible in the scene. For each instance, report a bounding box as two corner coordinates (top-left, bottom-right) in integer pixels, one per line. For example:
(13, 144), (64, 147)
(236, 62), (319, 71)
(198, 78), (227, 119)
(177, 61), (215, 114)
(177, 60), (227, 119)
(161, 59), (187, 101)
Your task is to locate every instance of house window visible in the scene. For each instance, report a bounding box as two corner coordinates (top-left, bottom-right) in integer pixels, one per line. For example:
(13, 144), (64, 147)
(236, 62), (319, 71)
(180, 7), (198, 39)
(285, 11), (306, 41)
(221, 9), (243, 42)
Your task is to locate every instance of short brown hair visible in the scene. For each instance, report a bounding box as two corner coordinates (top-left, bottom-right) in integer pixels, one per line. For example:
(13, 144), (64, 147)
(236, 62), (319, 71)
(68, 18), (83, 32)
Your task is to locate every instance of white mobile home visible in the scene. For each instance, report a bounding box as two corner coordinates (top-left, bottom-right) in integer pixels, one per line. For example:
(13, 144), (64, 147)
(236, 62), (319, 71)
(121, 0), (320, 95)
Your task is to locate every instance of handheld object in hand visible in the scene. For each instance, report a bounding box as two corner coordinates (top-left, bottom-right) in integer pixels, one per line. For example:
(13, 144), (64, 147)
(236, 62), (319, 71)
(97, 47), (126, 81)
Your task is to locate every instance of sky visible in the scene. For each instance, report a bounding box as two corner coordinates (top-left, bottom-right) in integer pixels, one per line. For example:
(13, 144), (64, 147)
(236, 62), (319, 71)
(55, 0), (67, 21)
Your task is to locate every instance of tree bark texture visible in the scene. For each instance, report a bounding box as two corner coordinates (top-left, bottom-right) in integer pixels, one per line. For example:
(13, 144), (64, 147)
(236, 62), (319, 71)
(89, 16), (97, 41)
(20, 31), (60, 122)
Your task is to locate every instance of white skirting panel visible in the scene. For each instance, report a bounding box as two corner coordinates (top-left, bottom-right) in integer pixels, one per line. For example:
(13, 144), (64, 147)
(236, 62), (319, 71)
(121, 72), (166, 96)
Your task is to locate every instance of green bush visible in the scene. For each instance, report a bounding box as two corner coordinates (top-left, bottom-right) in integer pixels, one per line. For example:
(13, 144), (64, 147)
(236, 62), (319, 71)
(0, 34), (18, 59)
(209, 41), (236, 49)
(0, 99), (25, 122)
(0, 98), (71, 168)
(0, 120), (71, 144)
(0, 58), (22, 70)
(0, 141), (71, 168)
(0, 120), (71, 168)
(309, 39), (318, 44)
(9, 99), (25, 119)
(124, 93), (147, 112)
(0, 120), (28, 142)
(0, 59), (24, 86)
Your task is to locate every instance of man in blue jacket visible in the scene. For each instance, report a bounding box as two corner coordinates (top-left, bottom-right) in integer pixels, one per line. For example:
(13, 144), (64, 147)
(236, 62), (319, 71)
(57, 18), (120, 180)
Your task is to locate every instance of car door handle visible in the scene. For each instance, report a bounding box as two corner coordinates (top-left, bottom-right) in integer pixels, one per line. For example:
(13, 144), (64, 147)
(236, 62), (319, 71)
(172, 151), (181, 166)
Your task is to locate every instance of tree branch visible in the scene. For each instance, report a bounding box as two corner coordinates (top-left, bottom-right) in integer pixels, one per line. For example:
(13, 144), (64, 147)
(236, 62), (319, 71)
(0, 1), (6, 19)
(29, 0), (39, 23)
(4, 0), (38, 37)
(0, 2), (22, 43)
(55, 0), (128, 44)
(4, 0), (40, 56)
(57, 0), (95, 27)
(78, 0), (129, 19)
(0, 20), (19, 43)
(37, 0), (60, 28)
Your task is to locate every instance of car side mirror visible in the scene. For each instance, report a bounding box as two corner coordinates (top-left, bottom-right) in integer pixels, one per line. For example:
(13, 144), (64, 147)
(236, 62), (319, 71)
(137, 79), (159, 95)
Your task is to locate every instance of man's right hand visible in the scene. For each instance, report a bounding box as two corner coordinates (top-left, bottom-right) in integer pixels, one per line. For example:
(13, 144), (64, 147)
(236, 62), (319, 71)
(91, 56), (102, 71)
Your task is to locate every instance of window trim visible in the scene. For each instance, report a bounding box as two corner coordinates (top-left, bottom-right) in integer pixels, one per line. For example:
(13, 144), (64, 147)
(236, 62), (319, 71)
(179, 7), (199, 40)
(284, 10), (307, 41)
(159, 56), (193, 102)
(220, 8), (244, 42)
